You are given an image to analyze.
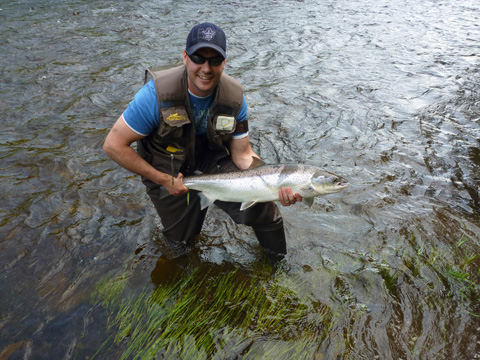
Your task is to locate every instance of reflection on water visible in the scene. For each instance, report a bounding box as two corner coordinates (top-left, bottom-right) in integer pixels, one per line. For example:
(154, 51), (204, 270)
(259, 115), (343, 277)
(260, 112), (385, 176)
(1, 0), (479, 359)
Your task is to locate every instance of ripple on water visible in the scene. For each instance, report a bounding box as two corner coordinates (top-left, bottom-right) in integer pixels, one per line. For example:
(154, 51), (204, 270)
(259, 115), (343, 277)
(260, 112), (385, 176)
(1, 0), (480, 359)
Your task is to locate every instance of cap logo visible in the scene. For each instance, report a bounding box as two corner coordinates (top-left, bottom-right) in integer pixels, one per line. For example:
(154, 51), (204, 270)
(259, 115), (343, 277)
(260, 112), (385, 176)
(201, 27), (216, 41)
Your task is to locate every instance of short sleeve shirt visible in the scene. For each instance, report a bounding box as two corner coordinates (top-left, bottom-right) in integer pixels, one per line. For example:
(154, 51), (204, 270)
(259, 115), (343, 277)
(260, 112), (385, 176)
(123, 79), (248, 139)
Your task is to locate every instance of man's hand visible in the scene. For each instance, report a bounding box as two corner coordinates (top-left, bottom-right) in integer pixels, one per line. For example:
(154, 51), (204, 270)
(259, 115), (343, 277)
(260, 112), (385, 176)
(163, 172), (189, 196)
(279, 187), (303, 207)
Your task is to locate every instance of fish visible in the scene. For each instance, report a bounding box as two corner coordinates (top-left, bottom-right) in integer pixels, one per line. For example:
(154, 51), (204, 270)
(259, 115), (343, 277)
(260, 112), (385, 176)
(183, 164), (348, 211)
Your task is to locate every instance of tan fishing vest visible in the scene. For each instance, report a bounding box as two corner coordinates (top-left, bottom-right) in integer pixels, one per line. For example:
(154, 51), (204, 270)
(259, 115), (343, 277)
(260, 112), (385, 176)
(137, 65), (248, 180)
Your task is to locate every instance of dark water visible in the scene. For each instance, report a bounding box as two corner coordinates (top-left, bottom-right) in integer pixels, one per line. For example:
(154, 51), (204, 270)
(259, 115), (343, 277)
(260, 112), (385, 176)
(1, 0), (479, 359)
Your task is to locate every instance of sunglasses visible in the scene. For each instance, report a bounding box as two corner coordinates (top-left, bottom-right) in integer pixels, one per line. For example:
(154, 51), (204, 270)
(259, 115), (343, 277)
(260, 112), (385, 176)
(187, 52), (225, 66)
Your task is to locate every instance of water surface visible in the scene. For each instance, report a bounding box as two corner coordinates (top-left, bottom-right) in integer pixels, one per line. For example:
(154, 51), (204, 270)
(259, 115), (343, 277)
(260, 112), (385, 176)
(1, 0), (479, 359)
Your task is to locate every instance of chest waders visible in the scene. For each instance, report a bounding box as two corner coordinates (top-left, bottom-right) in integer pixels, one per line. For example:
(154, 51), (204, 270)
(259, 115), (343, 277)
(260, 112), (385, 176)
(137, 66), (286, 257)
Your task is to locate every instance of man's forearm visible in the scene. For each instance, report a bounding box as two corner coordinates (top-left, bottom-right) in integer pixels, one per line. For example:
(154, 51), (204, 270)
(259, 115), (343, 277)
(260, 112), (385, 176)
(103, 143), (170, 186)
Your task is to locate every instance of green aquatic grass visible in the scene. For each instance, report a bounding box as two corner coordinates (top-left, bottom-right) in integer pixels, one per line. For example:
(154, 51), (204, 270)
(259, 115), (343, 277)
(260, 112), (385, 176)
(444, 232), (480, 301)
(402, 225), (480, 305)
(90, 223), (480, 359)
(91, 263), (333, 360)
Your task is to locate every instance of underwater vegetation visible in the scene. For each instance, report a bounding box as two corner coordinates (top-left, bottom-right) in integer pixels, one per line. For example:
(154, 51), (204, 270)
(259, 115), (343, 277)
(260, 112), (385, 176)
(90, 224), (479, 360)
(91, 262), (333, 360)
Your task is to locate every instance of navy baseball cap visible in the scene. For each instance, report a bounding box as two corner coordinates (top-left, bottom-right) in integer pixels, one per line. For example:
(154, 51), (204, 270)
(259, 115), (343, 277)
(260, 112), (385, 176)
(186, 23), (226, 59)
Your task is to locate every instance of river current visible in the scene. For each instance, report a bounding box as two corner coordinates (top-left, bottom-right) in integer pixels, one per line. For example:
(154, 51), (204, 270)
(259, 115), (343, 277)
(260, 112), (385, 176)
(1, 0), (479, 359)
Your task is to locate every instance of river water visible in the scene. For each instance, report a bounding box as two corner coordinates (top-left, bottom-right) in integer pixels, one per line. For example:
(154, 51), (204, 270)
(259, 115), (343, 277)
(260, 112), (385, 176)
(1, 0), (479, 359)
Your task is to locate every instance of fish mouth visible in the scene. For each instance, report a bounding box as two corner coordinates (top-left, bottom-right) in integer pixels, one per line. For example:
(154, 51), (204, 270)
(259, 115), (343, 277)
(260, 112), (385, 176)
(337, 178), (349, 188)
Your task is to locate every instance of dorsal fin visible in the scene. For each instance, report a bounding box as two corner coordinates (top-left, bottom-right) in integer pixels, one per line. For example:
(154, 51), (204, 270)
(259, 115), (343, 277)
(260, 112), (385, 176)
(248, 156), (266, 169)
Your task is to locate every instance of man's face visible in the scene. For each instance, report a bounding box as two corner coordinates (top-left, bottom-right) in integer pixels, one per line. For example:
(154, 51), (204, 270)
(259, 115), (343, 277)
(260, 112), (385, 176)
(183, 47), (226, 97)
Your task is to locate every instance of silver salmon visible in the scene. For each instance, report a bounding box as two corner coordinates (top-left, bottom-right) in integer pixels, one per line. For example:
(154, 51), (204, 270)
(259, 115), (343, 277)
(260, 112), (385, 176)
(183, 164), (348, 211)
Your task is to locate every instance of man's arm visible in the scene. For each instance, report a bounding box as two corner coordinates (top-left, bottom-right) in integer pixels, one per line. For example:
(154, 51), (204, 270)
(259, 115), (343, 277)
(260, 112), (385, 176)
(229, 137), (302, 206)
(229, 136), (259, 170)
(103, 115), (187, 196)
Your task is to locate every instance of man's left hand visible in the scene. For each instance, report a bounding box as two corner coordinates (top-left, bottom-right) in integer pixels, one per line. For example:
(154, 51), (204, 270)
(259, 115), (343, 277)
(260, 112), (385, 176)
(279, 187), (303, 207)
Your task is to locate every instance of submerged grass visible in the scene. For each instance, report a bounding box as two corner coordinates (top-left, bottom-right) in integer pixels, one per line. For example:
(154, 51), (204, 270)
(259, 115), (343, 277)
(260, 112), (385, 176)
(89, 222), (480, 359)
(91, 262), (333, 360)
(402, 223), (480, 307)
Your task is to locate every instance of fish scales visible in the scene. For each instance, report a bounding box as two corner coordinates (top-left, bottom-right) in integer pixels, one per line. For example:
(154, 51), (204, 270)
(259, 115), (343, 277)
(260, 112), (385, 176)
(183, 164), (348, 211)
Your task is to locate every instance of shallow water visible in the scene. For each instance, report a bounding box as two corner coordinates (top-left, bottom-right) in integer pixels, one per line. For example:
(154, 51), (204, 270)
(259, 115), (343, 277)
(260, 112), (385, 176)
(1, 0), (479, 359)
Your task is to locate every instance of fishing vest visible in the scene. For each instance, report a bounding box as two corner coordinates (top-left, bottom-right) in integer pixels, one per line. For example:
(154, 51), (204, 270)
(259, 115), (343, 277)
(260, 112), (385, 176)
(137, 65), (248, 180)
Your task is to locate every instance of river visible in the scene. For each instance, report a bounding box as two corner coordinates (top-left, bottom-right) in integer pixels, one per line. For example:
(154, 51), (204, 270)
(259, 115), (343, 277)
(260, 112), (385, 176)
(1, 0), (479, 359)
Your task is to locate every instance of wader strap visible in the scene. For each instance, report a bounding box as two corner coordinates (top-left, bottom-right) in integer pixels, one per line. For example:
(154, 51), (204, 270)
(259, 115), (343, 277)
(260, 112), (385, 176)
(144, 69), (155, 85)
(234, 121), (248, 134)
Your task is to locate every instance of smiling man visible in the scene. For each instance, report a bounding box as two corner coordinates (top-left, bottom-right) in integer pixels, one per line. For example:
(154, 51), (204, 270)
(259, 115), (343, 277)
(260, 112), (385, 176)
(103, 23), (301, 257)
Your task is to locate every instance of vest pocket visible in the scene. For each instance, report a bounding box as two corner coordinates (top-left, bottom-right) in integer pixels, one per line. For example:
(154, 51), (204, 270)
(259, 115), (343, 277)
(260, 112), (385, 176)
(213, 114), (236, 134)
(158, 125), (185, 139)
(151, 146), (186, 178)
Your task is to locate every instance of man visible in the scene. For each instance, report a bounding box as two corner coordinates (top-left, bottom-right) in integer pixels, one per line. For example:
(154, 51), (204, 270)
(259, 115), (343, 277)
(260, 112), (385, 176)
(103, 22), (301, 257)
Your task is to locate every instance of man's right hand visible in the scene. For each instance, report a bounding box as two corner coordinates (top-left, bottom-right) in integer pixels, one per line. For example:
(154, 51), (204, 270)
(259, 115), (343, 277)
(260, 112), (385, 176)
(162, 172), (189, 196)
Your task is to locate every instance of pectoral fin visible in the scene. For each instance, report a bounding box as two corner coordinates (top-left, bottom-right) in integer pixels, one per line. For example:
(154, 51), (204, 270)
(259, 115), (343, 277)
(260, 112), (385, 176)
(300, 185), (314, 196)
(303, 197), (314, 207)
(240, 201), (257, 211)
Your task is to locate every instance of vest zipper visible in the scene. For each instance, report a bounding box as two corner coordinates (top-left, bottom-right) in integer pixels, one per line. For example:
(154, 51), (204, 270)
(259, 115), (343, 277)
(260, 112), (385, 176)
(171, 154), (175, 185)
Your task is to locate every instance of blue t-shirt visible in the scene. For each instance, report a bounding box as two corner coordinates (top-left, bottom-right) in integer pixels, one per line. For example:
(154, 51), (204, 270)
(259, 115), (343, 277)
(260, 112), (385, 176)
(123, 79), (248, 139)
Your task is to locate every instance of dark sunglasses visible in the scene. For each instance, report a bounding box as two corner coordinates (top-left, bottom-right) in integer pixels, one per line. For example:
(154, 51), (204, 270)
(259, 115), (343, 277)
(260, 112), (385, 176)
(187, 52), (225, 66)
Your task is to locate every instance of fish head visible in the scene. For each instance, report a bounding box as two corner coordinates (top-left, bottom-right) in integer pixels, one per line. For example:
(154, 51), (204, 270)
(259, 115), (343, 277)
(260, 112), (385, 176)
(311, 169), (349, 194)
